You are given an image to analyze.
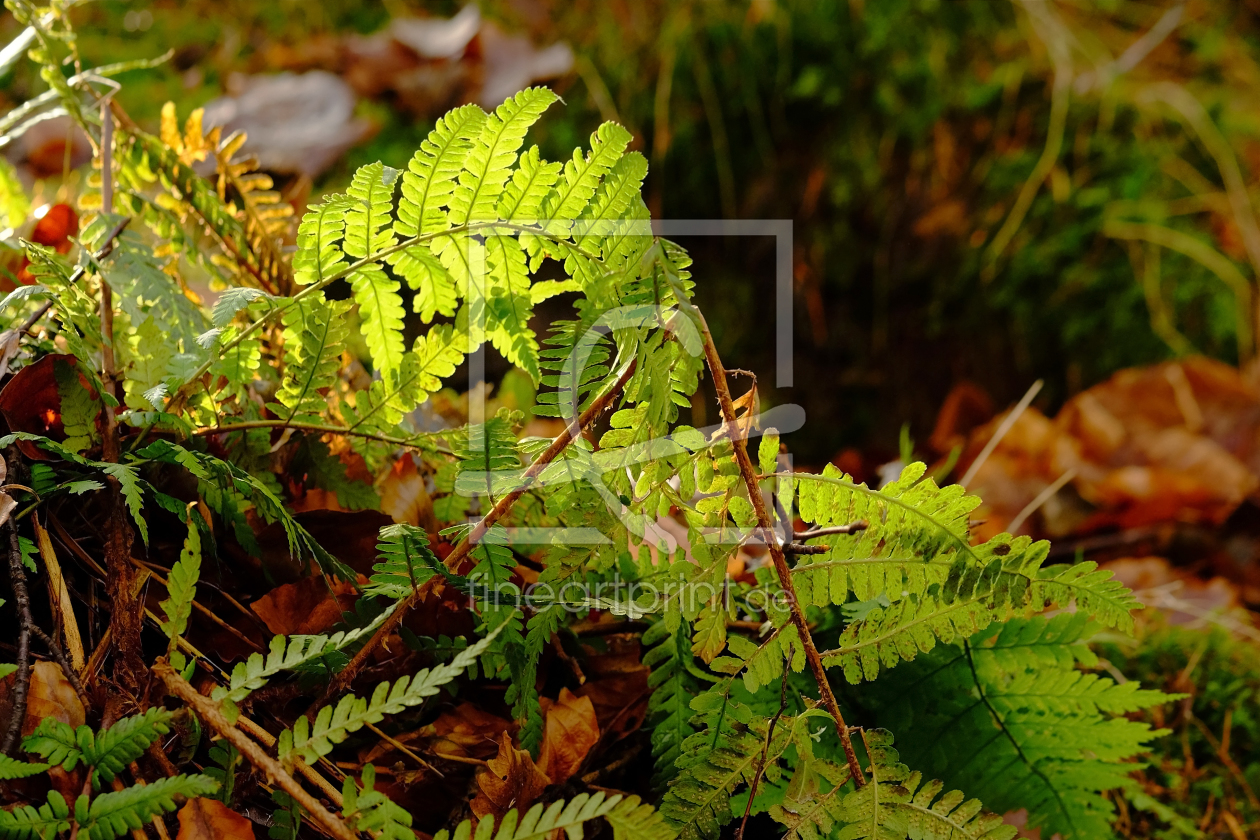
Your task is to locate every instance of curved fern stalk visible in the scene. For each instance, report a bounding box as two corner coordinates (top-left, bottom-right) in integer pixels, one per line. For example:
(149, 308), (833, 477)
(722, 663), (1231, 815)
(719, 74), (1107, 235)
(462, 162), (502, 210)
(344, 162), (406, 377)
(279, 618), (507, 765)
(433, 793), (671, 840)
(212, 602), (403, 705)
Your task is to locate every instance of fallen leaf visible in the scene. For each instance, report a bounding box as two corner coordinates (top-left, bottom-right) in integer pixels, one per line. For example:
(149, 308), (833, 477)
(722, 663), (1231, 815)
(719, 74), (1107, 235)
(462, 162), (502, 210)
(378, 454), (436, 531)
(251, 575), (358, 636)
(366, 702), (512, 764)
(470, 732), (550, 824)
(576, 639), (650, 741)
(177, 798), (256, 840)
(537, 688), (599, 785)
(24, 660), (85, 734)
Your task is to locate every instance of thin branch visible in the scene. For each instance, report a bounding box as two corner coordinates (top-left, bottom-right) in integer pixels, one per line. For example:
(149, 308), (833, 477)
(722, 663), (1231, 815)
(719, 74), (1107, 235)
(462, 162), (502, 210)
(192, 419), (453, 456)
(696, 309), (865, 786)
(27, 625), (88, 706)
(321, 358), (639, 702)
(795, 521), (869, 540)
(1006, 468), (1077, 534)
(155, 662), (359, 840)
(1, 524), (31, 755)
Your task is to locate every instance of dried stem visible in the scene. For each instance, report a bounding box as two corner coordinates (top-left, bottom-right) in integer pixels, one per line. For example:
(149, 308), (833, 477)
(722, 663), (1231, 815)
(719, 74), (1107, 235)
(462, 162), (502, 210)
(155, 662), (359, 840)
(696, 310), (865, 786)
(1, 524), (31, 755)
(319, 358), (638, 706)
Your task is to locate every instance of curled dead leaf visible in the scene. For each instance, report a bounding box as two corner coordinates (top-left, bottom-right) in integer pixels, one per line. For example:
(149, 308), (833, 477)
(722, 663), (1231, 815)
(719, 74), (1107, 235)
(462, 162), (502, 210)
(470, 732), (550, 825)
(537, 688), (599, 785)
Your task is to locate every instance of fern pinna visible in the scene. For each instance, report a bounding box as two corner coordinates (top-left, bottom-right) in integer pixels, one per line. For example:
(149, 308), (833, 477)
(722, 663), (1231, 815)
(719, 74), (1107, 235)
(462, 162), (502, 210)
(0, 10), (1177, 836)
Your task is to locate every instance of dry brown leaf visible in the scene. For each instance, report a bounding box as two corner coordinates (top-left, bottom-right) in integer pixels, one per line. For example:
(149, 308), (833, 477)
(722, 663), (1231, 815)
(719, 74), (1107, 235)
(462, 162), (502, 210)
(402, 702), (514, 762)
(23, 660), (84, 734)
(537, 688), (599, 785)
(251, 575), (358, 636)
(470, 732), (550, 824)
(378, 454), (436, 531)
(177, 797), (256, 840)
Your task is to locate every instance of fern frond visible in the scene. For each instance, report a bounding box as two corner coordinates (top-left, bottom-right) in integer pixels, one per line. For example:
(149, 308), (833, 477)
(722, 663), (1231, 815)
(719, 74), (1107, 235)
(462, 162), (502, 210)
(293, 196), (352, 287)
(54, 358), (98, 454)
(273, 297), (352, 422)
(0, 790), (71, 840)
(281, 620), (505, 765)
(776, 729), (1016, 840)
(344, 162), (405, 376)
(484, 234), (540, 379)
(659, 688), (793, 840)
(498, 145), (561, 222)
(387, 244), (457, 323)
(0, 755), (50, 780)
(24, 710), (175, 786)
(535, 121), (632, 249)
(212, 131), (295, 292)
(575, 151), (649, 258)
(79, 774), (218, 840)
(212, 609), (399, 704)
(433, 792), (668, 840)
(643, 620), (700, 789)
(396, 103), (486, 238)
(341, 324), (467, 437)
(448, 87), (558, 225)
(159, 511), (202, 647)
(364, 524), (442, 600)
(860, 615), (1176, 839)
(342, 765), (413, 840)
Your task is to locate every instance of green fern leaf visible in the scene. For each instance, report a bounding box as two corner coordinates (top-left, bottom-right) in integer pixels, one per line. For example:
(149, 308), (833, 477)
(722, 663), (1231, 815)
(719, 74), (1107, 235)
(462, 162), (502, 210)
(159, 512), (201, 646)
(396, 103), (486, 238)
(387, 244), (457, 323)
(364, 524), (442, 600)
(0, 755), (50, 780)
(282, 619), (505, 765)
(77, 774), (218, 840)
(774, 729), (1016, 840)
(212, 608), (400, 704)
(54, 358), (98, 454)
(859, 615), (1177, 839)
(100, 463), (147, 545)
(484, 234), (539, 380)
(342, 765), (413, 840)
(293, 196), (352, 286)
(24, 710), (176, 787)
(539, 121), (631, 237)
(341, 324), (467, 437)
(273, 297), (352, 422)
(497, 145), (561, 221)
(643, 620), (700, 789)
(448, 87), (557, 225)
(432, 793), (668, 840)
(345, 162), (405, 376)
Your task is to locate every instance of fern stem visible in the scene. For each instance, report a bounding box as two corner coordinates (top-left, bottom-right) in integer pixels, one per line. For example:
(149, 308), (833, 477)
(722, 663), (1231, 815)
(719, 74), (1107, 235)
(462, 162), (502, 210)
(322, 357), (639, 702)
(155, 662), (360, 840)
(191, 419), (453, 456)
(695, 309), (866, 787)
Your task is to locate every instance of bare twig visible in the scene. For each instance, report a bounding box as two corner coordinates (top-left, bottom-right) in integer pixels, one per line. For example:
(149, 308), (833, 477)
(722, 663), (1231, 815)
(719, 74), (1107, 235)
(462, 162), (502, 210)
(27, 625), (88, 706)
(696, 310), (865, 786)
(794, 521), (869, 540)
(1006, 468), (1077, 534)
(1, 524), (31, 755)
(155, 662), (359, 840)
(958, 379), (1043, 488)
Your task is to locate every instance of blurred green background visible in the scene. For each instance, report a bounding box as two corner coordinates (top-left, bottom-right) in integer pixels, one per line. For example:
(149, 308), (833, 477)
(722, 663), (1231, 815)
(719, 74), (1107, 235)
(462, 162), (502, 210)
(7, 0), (1258, 467)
